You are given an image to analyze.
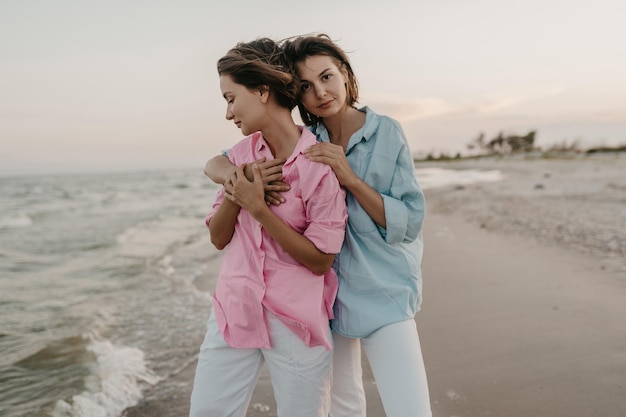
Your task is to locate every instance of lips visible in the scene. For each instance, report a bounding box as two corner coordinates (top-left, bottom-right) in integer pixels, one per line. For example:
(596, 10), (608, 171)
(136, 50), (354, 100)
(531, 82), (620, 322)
(318, 99), (334, 109)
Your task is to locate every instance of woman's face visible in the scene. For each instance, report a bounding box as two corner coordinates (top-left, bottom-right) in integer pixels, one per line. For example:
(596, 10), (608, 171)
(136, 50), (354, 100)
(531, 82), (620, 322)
(296, 55), (348, 119)
(220, 74), (265, 136)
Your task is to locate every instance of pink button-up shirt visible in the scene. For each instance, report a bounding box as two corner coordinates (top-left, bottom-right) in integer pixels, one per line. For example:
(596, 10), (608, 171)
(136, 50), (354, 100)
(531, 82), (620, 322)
(205, 128), (347, 350)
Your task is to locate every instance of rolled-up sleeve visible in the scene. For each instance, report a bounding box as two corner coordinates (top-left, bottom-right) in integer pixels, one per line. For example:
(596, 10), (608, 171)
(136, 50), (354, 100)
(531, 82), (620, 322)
(205, 188), (225, 228)
(379, 144), (425, 244)
(205, 150), (236, 228)
(303, 169), (348, 254)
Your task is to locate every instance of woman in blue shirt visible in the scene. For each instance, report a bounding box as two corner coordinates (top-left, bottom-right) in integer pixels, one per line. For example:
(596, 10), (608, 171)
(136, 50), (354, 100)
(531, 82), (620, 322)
(205, 34), (432, 417)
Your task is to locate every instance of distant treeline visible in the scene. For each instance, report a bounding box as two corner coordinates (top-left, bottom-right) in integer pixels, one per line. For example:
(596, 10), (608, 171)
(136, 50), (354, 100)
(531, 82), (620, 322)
(467, 131), (537, 155)
(418, 130), (625, 161)
(586, 145), (626, 154)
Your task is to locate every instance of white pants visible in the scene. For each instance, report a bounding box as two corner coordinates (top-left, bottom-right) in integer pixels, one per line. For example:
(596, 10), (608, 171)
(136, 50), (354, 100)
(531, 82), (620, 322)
(189, 310), (332, 417)
(330, 319), (432, 417)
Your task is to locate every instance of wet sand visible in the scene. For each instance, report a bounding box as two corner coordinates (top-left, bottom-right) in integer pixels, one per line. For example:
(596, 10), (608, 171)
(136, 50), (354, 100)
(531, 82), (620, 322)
(124, 153), (626, 417)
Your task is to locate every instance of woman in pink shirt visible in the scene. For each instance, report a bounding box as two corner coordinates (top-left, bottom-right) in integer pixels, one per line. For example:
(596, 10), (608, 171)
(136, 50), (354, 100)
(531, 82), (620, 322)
(188, 38), (347, 417)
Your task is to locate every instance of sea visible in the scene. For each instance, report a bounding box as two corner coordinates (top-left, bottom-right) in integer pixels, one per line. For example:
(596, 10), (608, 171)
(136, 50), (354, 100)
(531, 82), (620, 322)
(0, 166), (502, 417)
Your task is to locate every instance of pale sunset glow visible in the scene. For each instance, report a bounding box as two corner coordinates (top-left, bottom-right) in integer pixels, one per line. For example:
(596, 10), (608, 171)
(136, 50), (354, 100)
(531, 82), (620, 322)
(1, 0), (624, 175)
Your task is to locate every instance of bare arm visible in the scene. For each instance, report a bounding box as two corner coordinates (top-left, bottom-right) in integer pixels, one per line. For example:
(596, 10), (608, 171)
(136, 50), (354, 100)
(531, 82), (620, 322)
(204, 154), (237, 185)
(305, 142), (386, 228)
(227, 165), (335, 275)
(207, 195), (240, 250)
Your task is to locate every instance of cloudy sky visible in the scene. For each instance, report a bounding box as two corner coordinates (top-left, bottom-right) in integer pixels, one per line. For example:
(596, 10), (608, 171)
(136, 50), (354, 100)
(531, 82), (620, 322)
(1, 0), (625, 175)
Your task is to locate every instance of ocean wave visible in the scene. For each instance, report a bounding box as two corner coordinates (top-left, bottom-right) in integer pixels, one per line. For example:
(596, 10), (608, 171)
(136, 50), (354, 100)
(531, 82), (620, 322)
(50, 339), (160, 417)
(415, 167), (504, 190)
(114, 215), (206, 260)
(0, 169), (219, 417)
(0, 335), (94, 416)
(0, 248), (56, 273)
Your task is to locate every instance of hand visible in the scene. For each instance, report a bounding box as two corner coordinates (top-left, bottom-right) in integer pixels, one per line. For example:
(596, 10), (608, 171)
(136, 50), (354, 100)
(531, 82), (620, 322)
(264, 188), (287, 206)
(243, 157), (290, 205)
(223, 165), (267, 216)
(304, 142), (358, 187)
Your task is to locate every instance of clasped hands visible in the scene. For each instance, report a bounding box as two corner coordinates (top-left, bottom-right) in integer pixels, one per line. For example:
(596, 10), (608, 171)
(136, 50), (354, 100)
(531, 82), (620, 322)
(222, 157), (289, 208)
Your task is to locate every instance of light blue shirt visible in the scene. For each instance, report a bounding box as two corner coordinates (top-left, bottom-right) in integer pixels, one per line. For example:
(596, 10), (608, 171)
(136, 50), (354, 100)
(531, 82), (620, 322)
(309, 107), (425, 338)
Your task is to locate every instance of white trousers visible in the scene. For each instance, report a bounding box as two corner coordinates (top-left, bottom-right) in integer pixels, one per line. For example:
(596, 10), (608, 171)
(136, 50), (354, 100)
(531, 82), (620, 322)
(330, 319), (432, 417)
(189, 310), (332, 417)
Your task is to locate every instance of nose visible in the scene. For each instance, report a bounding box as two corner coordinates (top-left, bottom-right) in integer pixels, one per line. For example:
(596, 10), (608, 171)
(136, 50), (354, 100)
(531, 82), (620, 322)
(313, 83), (326, 99)
(225, 106), (233, 120)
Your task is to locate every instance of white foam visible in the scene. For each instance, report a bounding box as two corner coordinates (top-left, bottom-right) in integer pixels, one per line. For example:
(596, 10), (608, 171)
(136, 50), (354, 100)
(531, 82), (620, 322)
(115, 216), (200, 259)
(114, 226), (137, 244)
(51, 340), (160, 417)
(157, 254), (175, 276)
(415, 167), (504, 190)
(252, 403), (271, 412)
(0, 212), (33, 229)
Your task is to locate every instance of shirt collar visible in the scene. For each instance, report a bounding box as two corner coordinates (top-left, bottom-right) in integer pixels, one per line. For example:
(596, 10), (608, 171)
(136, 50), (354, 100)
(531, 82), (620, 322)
(253, 127), (316, 164)
(287, 126), (316, 164)
(359, 106), (379, 141)
(251, 131), (268, 153)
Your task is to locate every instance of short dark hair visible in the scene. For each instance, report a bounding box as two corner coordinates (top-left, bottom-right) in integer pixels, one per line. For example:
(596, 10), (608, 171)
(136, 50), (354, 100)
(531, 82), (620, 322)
(217, 38), (298, 110)
(282, 34), (359, 125)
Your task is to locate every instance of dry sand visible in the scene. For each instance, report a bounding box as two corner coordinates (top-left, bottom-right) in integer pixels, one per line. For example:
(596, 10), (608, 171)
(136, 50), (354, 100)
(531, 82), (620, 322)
(123, 153), (625, 417)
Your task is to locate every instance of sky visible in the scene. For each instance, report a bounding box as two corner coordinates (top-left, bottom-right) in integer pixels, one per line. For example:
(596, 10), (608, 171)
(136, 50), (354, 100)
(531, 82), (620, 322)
(1, 0), (625, 176)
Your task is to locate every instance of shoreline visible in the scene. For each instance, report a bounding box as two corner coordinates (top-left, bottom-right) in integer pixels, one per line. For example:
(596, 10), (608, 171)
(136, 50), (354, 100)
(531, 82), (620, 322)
(417, 153), (625, 274)
(123, 154), (625, 417)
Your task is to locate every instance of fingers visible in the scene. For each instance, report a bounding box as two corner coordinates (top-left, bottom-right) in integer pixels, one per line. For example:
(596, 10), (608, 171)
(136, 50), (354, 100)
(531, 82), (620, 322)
(223, 190), (236, 203)
(224, 165), (263, 209)
(227, 159), (291, 206)
(265, 191), (284, 206)
(265, 180), (290, 192)
(304, 143), (343, 160)
(257, 158), (285, 184)
(305, 149), (338, 166)
(263, 171), (283, 184)
(223, 181), (234, 202)
(251, 164), (262, 182)
(306, 142), (341, 152)
(224, 171), (236, 192)
(224, 166), (245, 196)
(258, 157), (286, 170)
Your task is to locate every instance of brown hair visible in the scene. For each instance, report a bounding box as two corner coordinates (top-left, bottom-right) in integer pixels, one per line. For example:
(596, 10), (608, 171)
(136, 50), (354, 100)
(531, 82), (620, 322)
(217, 38), (298, 110)
(282, 34), (359, 125)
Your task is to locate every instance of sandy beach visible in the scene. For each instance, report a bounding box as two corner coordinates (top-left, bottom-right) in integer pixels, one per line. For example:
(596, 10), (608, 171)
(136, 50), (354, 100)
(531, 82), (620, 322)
(123, 153), (626, 417)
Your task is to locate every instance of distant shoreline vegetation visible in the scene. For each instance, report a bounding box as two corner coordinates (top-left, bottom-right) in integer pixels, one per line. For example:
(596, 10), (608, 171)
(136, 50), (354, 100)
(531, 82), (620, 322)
(415, 130), (626, 162)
